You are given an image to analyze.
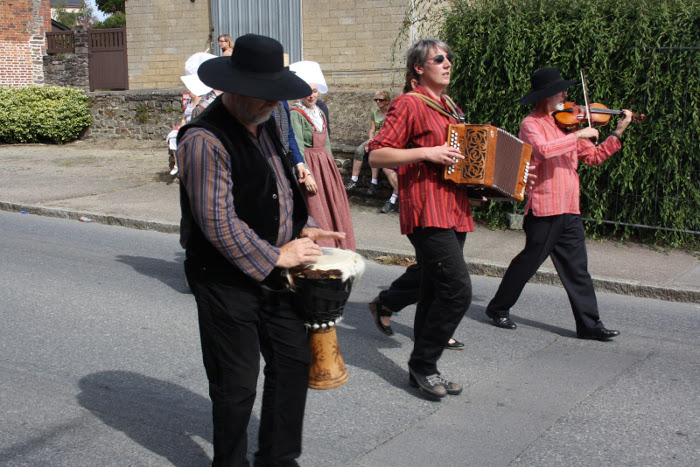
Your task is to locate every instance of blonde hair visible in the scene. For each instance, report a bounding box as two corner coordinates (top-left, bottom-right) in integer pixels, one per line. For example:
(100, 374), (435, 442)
(218, 34), (233, 49)
(374, 90), (392, 102)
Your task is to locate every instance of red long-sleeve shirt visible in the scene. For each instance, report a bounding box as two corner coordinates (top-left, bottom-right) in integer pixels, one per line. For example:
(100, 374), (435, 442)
(369, 85), (474, 235)
(520, 109), (622, 216)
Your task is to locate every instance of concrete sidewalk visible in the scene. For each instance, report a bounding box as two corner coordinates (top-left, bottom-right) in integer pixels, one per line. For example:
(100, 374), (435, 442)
(0, 140), (697, 302)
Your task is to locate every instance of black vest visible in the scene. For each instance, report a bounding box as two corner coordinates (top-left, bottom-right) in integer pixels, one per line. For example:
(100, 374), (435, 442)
(178, 96), (308, 286)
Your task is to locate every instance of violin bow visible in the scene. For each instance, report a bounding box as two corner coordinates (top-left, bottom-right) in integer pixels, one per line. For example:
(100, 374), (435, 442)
(580, 68), (593, 128)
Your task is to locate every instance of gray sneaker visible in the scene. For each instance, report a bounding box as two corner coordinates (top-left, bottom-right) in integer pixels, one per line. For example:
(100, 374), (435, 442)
(345, 180), (357, 191)
(409, 372), (462, 396)
(437, 376), (463, 395)
(367, 183), (378, 195)
(408, 369), (447, 399)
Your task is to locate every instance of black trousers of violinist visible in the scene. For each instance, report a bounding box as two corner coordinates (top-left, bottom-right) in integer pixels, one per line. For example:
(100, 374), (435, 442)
(486, 213), (606, 332)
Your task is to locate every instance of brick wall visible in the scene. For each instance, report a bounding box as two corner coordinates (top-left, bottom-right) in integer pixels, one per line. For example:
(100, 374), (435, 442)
(126, 0), (211, 90)
(0, 0), (51, 87)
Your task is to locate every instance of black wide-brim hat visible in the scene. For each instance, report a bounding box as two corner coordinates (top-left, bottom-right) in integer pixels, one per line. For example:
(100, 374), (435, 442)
(519, 67), (576, 105)
(197, 34), (311, 101)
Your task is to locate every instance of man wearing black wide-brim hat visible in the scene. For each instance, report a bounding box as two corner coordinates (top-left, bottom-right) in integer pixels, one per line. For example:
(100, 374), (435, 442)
(176, 34), (344, 465)
(485, 66), (633, 341)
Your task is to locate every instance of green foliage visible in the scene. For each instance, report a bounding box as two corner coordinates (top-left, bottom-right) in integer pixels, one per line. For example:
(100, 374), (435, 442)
(53, 1), (96, 29)
(0, 86), (92, 144)
(134, 104), (151, 123)
(425, 0), (698, 248)
(93, 12), (126, 29)
(95, 0), (125, 15)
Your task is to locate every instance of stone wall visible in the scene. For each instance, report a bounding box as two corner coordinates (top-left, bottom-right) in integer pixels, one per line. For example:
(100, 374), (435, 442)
(42, 26), (89, 90)
(126, 0), (211, 90)
(0, 0), (51, 87)
(85, 89), (182, 140)
(83, 89), (378, 147)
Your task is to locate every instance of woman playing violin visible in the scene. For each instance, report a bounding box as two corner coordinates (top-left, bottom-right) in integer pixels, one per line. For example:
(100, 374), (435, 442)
(485, 66), (634, 341)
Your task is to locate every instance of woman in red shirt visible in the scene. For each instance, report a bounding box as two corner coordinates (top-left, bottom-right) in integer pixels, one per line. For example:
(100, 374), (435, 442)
(369, 39), (472, 400)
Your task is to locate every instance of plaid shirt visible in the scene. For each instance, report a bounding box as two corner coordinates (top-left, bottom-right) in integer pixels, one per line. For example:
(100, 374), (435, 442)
(368, 85), (474, 235)
(177, 126), (304, 282)
(520, 109), (621, 216)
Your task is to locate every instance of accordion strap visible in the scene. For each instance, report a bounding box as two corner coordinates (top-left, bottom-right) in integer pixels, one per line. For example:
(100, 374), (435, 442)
(407, 92), (464, 123)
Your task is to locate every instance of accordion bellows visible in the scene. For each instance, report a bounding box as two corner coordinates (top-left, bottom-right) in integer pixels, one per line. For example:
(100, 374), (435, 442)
(443, 124), (532, 201)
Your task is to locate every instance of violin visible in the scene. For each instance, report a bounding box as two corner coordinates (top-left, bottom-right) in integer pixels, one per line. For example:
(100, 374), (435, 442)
(553, 101), (646, 130)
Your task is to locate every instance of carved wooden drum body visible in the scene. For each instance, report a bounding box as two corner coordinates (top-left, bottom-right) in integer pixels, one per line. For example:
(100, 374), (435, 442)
(288, 248), (365, 389)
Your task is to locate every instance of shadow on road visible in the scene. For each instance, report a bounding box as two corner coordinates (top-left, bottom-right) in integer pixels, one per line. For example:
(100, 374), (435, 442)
(115, 254), (190, 293)
(77, 371), (212, 466)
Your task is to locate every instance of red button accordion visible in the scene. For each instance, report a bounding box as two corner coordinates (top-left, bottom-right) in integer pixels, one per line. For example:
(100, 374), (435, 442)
(443, 124), (532, 201)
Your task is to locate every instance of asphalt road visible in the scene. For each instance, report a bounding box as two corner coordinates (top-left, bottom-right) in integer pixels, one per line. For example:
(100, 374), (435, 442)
(1, 211), (698, 466)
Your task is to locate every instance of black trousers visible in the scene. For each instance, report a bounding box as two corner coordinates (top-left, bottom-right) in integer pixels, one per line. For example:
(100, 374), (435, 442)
(378, 262), (421, 313)
(406, 227), (471, 375)
(186, 261), (311, 467)
(486, 213), (604, 332)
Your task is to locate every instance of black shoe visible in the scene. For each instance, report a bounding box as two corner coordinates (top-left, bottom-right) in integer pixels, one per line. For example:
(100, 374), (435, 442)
(345, 180), (357, 191)
(369, 297), (394, 336)
(408, 369), (447, 399)
(577, 327), (620, 341)
(486, 309), (517, 329)
(367, 183), (378, 195)
(380, 199), (395, 213)
(445, 339), (465, 350)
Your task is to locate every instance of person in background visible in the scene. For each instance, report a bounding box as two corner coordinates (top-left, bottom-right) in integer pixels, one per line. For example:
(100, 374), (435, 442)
(176, 34), (344, 465)
(346, 90), (392, 197)
(217, 34), (233, 56)
(289, 60), (356, 251)
(168, 52), (216, 176)
(316, 99), (331, 137)
(484, 66), (632, 340)
(273, 99), (312, 187)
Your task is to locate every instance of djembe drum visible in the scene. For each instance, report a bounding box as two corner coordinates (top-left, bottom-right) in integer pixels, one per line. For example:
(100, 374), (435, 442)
(288, 248), (365, 389)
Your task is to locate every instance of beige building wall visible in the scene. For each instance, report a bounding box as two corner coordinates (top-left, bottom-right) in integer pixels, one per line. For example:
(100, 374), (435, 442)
(301, 0), (411, 91)
(124, 0), (450, 91)
(126, 0), (211, 90)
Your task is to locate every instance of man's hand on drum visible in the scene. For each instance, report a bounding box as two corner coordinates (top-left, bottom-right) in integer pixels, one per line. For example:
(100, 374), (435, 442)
(424, 142), (463, 166)
(300, 227), (346, 244)
(276, 228), (347, 268)
(277, 237), (322, 268)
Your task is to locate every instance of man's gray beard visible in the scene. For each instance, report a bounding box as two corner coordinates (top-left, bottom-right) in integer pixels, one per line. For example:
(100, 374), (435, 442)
(233, 99), (274, 126)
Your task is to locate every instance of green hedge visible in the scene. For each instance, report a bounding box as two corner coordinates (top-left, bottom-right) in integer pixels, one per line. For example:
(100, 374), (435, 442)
(435, 0), (699, 248)
(0, 86), (92, 144)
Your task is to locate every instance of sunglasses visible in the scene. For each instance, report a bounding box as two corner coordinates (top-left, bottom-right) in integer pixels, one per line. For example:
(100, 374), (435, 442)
(218, 39), (227, 43)
(374, 98), (387, 102)
(430, 54), (454, 64)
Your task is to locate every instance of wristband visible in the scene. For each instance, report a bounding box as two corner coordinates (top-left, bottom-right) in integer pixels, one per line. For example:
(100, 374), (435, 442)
(610, 131), (621, 140)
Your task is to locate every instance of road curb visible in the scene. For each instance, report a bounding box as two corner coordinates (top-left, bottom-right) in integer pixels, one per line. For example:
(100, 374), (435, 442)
(0, 201), (179, 234)
(3, 201), (697, 304)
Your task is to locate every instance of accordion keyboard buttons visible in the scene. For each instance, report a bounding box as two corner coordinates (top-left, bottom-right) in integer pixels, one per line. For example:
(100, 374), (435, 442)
(447, 130), (460, 174)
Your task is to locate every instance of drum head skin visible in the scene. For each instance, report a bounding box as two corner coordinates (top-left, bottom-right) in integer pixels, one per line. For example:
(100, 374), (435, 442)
(292, 248), (365, 283)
